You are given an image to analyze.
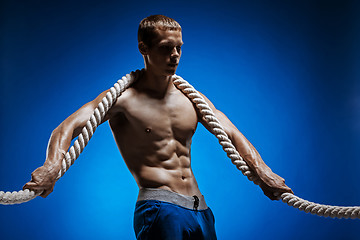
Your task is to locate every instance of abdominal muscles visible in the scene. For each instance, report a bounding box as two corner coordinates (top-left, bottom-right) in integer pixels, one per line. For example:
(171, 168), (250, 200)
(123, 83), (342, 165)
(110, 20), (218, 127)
(109, 87), (201, 196)
(126, 136), (200, 196)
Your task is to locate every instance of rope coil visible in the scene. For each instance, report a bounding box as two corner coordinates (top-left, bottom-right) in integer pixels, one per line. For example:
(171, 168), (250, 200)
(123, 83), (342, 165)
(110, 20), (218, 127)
(0, 70), (359, 219)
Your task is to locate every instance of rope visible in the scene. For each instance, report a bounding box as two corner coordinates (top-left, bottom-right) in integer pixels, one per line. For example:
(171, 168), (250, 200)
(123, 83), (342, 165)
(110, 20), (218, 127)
(1, 69), (359, 219)
(171, 74), (360, 220)
(0, 70), (141, 205)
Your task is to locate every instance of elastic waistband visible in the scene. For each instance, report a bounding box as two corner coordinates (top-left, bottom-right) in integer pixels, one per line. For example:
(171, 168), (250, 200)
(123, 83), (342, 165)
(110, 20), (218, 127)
(137, 188), (208, 210)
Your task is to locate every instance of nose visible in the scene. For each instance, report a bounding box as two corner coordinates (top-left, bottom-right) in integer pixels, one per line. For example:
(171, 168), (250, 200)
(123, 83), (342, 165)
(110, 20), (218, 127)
(170, 47), (180, 58)
(170, 47), (180, 64)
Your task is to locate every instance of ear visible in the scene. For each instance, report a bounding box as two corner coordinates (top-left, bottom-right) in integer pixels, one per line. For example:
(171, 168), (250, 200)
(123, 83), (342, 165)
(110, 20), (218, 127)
(138, 42), (148, 55)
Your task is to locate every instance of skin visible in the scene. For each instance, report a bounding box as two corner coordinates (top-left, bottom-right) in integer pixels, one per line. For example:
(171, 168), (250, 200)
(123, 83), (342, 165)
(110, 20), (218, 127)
(24, 28), (292, 200)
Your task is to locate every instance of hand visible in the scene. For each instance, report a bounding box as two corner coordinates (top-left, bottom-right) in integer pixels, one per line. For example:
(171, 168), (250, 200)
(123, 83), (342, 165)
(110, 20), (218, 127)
(256, 167), (293, 201)
(23, 166), (58, 198)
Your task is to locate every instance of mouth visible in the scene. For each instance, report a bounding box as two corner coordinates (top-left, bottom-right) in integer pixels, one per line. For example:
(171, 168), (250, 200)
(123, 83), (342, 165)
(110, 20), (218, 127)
(168, 63), (178, 68)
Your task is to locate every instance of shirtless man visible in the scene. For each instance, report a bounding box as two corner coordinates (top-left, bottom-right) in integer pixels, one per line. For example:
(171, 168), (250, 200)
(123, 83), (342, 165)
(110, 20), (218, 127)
(24, 15), (292, 239)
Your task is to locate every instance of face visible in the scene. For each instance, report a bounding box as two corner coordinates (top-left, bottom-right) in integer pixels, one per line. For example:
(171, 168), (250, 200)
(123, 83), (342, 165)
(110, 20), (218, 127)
(141, 29), (183, 76)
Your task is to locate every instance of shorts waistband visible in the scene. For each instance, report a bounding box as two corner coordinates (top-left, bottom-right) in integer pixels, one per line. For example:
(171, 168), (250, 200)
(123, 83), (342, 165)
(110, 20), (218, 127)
(137, 188), (208, 210)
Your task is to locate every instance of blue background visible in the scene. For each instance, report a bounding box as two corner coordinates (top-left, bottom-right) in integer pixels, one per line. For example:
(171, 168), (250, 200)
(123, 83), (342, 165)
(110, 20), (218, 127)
(1, 0), (359, 239)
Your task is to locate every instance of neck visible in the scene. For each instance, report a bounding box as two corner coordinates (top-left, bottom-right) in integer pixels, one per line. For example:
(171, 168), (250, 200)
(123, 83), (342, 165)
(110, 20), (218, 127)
(135, 68), (175, 98)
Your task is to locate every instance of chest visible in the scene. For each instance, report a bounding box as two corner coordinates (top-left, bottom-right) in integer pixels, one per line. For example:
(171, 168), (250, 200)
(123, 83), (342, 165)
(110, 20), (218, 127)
(123, 89), (198, 139)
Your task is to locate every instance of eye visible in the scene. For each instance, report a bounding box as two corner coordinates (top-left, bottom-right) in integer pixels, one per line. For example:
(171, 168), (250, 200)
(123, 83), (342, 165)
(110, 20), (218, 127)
(159, 45), (172, 53)
(176, 46), (182, 52)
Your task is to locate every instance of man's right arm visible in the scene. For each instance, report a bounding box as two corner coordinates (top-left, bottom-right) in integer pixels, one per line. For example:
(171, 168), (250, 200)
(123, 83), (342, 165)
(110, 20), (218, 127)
(23, 90), (110, 198)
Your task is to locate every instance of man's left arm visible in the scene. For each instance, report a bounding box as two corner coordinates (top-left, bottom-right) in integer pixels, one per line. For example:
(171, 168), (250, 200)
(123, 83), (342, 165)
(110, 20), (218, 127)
(198, 93), (293, 200)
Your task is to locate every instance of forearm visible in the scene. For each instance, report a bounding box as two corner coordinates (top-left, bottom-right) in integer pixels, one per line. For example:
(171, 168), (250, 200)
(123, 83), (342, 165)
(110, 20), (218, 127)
(42, 101), (97, 173)
(42, 123), (75, 175)
(229, 128), (272, 175)
(22, 121), (76, 197)
(23, 91), (109, 197)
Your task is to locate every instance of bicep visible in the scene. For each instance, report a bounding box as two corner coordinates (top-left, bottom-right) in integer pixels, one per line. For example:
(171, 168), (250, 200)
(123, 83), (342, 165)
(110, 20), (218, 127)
(197, 92), (236, 138)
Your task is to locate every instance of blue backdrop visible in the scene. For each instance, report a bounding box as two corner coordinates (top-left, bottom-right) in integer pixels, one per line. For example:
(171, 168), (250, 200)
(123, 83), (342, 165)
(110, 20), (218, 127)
(1, 0), (359, 239)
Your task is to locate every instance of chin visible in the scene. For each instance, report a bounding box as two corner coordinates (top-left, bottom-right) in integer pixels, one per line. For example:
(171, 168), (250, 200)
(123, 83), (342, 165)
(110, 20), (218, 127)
(165, 68), (177, 76)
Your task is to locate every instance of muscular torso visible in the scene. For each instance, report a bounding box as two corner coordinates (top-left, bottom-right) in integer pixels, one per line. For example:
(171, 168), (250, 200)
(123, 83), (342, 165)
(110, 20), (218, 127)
(107, 79), (202, 196)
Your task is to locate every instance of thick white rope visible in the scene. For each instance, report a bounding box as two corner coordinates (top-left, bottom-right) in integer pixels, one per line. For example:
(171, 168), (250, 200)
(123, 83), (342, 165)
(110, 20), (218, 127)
(171, 74), (360, 220)
(0, 70), (359, 220)
(0, 70), (141, 205)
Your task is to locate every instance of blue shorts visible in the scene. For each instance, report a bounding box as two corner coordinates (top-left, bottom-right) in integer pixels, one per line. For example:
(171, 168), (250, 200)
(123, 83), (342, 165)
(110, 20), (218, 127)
(133, 189), (217, 240)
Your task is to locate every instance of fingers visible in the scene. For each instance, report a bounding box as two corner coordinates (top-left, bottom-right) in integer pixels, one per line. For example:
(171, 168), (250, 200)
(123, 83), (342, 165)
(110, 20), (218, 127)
(39, 189), (52, 198)
(263, 190), (278, 201)
(261, 182), (294, 201)
(23, 181), (37, 191)
(279, 181), (294, 194)
(23, 181), (51, 198)
(284, 186), (294, 194)
(22, 166), (57, 198)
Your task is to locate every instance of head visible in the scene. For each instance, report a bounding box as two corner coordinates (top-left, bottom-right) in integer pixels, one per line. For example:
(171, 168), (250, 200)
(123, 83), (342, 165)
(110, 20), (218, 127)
(138, 15), (183, 76)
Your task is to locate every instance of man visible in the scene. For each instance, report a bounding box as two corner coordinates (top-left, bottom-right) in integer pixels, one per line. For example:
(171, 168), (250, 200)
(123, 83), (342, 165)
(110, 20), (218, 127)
(24, 15), (292, 239)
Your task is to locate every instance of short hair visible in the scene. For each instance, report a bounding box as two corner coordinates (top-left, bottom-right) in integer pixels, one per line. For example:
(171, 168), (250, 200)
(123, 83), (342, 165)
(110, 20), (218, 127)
(138, 15), (182, 48)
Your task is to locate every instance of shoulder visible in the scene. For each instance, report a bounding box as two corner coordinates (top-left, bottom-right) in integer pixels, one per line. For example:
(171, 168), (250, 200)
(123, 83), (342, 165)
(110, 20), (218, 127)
(107, 86), (140, 116)
(196, 91), (217, 112)
(104, 70), (144, 115)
